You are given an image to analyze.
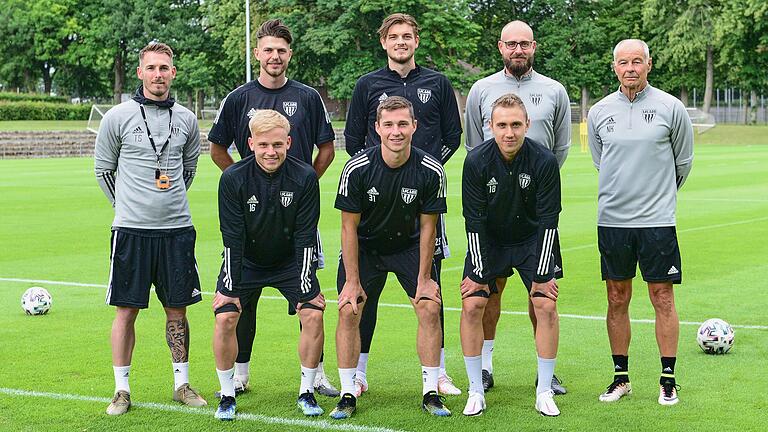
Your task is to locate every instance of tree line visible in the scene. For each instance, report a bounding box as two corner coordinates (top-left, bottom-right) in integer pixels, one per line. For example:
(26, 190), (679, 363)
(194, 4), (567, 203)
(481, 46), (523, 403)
(1, 0), (766, 120)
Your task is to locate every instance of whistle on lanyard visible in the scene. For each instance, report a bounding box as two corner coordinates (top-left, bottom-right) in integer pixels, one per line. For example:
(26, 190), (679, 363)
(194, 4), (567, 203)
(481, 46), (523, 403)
(155, 169), (171, 189)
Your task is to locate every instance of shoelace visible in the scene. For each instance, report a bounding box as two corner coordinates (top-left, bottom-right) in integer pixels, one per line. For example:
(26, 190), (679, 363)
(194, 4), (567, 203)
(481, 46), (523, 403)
(606, 380), (627, 393)
(220, 396), (235, 409)
(425, 392), (447, 407)
(662, 383), (681, 398)
(338, 395), (355, 408)
(299, 393), (318, 405)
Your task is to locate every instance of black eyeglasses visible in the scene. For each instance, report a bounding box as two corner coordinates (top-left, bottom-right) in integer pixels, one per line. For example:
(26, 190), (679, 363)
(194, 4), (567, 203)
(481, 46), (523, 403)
(501, 40), (533, 50)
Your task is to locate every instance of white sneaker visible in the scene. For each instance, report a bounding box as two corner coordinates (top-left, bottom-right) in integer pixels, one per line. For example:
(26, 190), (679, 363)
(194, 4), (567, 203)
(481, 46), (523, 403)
(598, 380), (632, 402)
(314, 371), (340, 397)
(438, 373), (462, 395)
(354, 374), (368, 397)
(535, 390), (560, 417)
(658, 382), (680, 406)
(462, 392), (485, 416)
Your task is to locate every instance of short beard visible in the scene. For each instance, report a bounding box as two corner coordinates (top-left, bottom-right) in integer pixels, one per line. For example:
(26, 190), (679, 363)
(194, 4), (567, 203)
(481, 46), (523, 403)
(261, 64), (286, 78)
(504, 56), (533, 78)
(389, 52), (414, 65)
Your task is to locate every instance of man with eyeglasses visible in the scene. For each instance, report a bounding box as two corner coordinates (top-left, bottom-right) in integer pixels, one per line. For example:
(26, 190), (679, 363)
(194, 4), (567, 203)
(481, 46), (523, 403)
(464, 20), (571, 396)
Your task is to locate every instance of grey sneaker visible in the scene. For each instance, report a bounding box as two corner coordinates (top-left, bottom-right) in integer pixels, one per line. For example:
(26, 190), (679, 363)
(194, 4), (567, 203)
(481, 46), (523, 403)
(314, 372), (340, 397)
(173, 383), (208, 407)
(106, 390), (131, 416)
(535, 374), (567, 395)
(482, 370), (494, 392)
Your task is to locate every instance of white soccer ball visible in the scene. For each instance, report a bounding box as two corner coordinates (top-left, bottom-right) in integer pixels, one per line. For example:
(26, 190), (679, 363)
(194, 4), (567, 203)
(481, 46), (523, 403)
(21, 287), (52, 315)
(696, 318), (734, 354)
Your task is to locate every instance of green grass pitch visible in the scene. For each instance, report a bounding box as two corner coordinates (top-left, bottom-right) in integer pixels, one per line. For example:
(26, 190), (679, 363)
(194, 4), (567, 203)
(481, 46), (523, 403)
(0, 127), (767, 431)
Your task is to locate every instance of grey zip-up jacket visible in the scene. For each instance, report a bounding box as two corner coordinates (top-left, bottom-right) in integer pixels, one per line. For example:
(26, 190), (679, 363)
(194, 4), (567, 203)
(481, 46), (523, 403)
(587, 84), (694, 227)
(464, 69), (571, 168)
(94, 100), (200, 229)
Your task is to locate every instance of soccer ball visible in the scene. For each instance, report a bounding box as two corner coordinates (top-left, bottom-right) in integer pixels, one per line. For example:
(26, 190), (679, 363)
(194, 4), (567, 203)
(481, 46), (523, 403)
(21, 287), (52, 315)
(696, 318), (734, 354)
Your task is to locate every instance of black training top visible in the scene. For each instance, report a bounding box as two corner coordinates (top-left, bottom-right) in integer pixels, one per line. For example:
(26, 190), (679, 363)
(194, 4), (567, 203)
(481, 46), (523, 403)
(209, 79), (335, 164)
(218, 155), (319, 291)
(343, 65), (462, 164)
(335, 146), (447, 255)
(462, 137), (562, 284)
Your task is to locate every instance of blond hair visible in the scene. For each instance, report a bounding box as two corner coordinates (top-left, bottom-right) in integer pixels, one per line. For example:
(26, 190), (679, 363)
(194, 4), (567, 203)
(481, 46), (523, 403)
(248, 109), (291, 136)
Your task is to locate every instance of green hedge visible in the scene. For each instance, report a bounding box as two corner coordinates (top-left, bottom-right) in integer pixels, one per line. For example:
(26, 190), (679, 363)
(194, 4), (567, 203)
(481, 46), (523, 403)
(0, 101), (91, 120)
(0, 92), (69, 103)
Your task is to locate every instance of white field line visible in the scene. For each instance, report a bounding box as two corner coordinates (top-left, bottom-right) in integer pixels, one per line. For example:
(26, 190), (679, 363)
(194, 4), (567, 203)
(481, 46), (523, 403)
(443, 215), (768, 271)
(0, 387), (407, 432)
(1, 277), (766, 330)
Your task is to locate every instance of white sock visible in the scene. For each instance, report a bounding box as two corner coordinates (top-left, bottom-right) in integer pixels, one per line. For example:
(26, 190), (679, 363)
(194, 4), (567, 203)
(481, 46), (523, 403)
(422, 366), (439, 395)
(300, 366), (317, 395)
(439, 348), (446, 375)
(113, 365), (131, 394)
(356, 353), (369, 375)
(537, 357), (556, 395)
(463, 355), (484, 395)
(339, 368), (357, 396)
(317, 361), (326, 377)
(234, 361), (249, 384)
(482, 340), (494, 372)
(217, 367), (236, 398)
(172, 362), (189, 390)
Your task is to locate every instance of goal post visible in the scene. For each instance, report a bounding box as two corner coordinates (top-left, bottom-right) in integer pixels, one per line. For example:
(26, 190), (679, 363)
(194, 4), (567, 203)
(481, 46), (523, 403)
(86, 104), (114, 134)
(686, 107), (716, 134)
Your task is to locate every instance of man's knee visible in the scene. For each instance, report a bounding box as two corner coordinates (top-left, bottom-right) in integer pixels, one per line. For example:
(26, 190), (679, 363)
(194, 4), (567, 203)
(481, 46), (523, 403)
(215, 311), (240, 332)
(115, 306), (140, 323)
(414, 300), (441, 323)
(164, 306), (187, 321)
(299, 308), (324, 330)
(606, 280), (632, 309)
(531, 296), (557, 316)
(462, 297), (487, 321)
(648, 284), (675, 312)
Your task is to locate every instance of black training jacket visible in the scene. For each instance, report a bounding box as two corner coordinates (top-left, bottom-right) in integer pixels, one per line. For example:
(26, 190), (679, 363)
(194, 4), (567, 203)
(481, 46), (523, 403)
(462, 138), (561, 284)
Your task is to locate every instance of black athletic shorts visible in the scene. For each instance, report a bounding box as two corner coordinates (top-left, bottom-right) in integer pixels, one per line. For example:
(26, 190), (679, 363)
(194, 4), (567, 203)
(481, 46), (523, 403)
(215, 260), (322, 315)
(106, 227), (202, 309)
(336, 245), (439, 300)
(463, 237), (563, 298)
(598, 226), (682, 284)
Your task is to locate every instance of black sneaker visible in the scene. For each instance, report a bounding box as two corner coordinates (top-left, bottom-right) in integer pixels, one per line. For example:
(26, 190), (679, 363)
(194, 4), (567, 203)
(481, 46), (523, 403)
(297, 392), (324, 416)
(215, 395), (236, 420)
(534, 374), (567, 395)
(422, 391), (451, 416)
(481, 369), (494, 391)
(329, 393), (356, 419)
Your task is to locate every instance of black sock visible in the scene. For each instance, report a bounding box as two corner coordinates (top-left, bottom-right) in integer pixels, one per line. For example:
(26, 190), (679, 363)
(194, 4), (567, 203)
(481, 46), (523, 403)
(612, 354), (629, 383)
(660, 357), (676, 385)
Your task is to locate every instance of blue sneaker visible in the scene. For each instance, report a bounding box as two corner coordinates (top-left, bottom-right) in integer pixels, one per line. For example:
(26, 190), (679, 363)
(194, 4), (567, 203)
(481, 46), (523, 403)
(422, 391), (451, 417)
(297, 392), (324, 416)
(329, 393), (356, 419)
(215, 396), (236, 421)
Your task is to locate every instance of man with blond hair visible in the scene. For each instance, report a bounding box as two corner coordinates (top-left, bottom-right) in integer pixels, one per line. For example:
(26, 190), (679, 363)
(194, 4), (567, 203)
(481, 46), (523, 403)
(344, 12), (463, 397)
(588, 39), (693, 406)
(95, 41), (206, 416)
(209, 18), (338, 397)
(464, 20), (571, 394)
(212, 109), (326, 420)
